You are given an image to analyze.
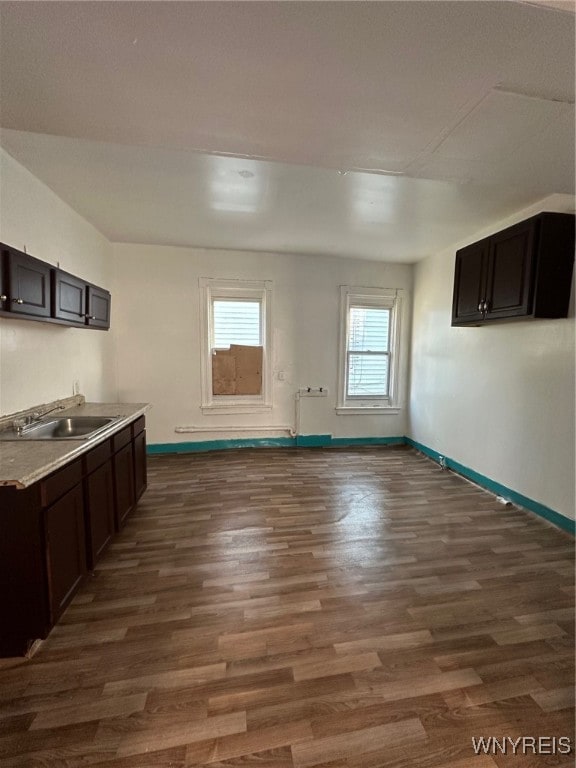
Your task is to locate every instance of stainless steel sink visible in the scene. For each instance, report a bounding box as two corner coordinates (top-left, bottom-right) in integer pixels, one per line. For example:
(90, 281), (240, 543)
(0, 416), (121, 441)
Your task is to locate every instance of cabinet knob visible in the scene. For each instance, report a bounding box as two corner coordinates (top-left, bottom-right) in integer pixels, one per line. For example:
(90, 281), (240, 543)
(478, 302), (483, 313)
(85, 314), (97, 320)
(483, 300), (490, 313)
(12, 298), (24, 305)
(0, 295), (6, 302)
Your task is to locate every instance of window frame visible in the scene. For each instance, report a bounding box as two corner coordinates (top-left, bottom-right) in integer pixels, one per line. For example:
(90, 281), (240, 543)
(199, 278), (273, 413)
(337, 286), (404, 414)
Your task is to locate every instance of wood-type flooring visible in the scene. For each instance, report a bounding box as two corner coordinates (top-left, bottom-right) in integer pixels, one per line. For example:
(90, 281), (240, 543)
(0, 446), (574, 767)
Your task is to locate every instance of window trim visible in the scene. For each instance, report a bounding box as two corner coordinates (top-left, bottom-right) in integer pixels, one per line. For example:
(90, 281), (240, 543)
(337, 285), (404, 414)
(199, 278), (273, 413)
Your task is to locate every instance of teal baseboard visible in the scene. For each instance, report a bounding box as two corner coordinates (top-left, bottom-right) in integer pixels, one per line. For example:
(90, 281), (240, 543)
(296, 434), (332, 447)
(147, 437), (295, 454)
(294, 434), (404, 447)
(405, 437), (575, 536)
(332, 436), (405, 447)
(146, 434), (573, 535)
(148, 434), (405, 454)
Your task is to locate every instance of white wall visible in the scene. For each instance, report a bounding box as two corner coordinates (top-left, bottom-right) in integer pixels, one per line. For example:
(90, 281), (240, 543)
(0, 150), (117, 414)
(113, 243), (412, 445)
(410, 195), (575, 521)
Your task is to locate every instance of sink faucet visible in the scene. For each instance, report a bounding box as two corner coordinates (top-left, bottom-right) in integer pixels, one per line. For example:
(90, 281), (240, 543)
(30, 404), (66, 424)
(14, 404), (66, 435)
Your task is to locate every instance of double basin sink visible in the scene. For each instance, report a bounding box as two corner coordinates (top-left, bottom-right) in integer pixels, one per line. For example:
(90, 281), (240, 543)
(0, 416), (122, 441)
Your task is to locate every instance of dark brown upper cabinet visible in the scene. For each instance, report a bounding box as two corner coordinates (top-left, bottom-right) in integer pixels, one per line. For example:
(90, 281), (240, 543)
(86, 284), (111, 329)
(0, 242), (111, 330)
(3, 245), (51, 318)
(52, 268), (87, 325)
(452, 213), (575, 326)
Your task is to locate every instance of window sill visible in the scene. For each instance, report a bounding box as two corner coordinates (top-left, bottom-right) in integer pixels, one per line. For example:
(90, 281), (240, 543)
(335, 406), (401, 416)
(201, 403), (272, 415)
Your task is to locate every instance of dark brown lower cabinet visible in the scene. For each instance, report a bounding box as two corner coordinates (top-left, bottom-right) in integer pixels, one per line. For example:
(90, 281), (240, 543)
(85, 459), (115, 569)
(45, 484), (87, 623)
(114, 442), (135, 530)
(0, 415), (147, 656)
(0, 484), (50, 655)
(133, 428), (147, 501)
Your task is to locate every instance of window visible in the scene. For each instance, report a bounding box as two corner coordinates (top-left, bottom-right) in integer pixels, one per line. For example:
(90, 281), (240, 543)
(213, 300), (261, 348)
(200, 278), (272, 413)
(337, 286), (403, 413)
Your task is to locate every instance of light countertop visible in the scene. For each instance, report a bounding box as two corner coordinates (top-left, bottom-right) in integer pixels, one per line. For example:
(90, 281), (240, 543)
(0, 402), (149, 489)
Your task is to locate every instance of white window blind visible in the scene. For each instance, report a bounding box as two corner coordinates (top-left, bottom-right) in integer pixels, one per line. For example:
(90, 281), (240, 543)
(346, 306), (390, 397)
(212, 300), (261, 348)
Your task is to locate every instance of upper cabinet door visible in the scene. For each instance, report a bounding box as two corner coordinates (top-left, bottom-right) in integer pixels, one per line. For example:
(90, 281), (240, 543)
(485, 220), (535, 320)
(6, 247), (51, 317)
(86, 285), (111, 329)
(452, 238), (489, 325)
(52, 269), (87, 324)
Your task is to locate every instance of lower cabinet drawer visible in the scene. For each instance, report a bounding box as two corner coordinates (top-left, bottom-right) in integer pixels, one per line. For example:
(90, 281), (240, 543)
(41, 459), (82, 507)
(84, 438), (112, 474)
(112, 425), (132, 453)
(132, 415), (146, 437)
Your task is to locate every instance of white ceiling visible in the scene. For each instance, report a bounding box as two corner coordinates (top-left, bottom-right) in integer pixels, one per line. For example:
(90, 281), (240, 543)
(0, 1), (574, 262)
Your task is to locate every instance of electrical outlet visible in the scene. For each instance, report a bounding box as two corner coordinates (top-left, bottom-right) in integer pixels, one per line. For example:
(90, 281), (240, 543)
(298, 387), (328, 397)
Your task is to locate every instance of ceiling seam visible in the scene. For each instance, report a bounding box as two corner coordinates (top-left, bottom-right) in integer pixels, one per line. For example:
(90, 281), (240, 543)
(402, 84), (497, 176)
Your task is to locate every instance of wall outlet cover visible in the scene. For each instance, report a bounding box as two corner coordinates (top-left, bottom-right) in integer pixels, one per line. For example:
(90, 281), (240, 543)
(299, 388), (328, 397)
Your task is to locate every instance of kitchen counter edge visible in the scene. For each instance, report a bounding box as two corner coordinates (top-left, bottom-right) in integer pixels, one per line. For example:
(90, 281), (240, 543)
(0, 402), (150, 489)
